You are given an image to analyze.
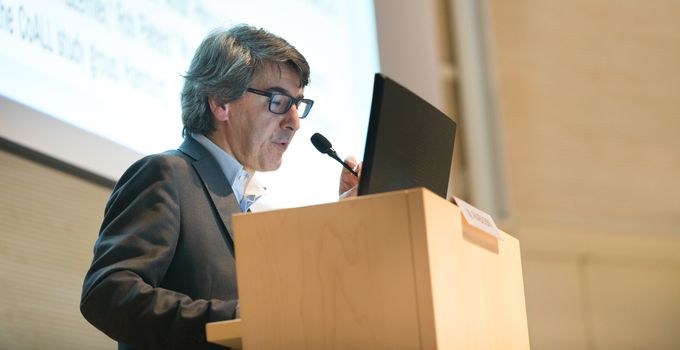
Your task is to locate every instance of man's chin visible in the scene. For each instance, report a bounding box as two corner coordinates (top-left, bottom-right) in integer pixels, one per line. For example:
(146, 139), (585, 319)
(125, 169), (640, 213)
(258, 159), (283, 172)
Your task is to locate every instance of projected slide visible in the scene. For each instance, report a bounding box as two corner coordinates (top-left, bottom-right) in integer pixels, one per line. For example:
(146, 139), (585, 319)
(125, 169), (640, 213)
(0, 0), (379, 208)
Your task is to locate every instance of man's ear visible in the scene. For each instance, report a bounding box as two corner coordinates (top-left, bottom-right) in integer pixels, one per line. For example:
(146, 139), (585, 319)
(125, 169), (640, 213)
(208, 96), (230, 122)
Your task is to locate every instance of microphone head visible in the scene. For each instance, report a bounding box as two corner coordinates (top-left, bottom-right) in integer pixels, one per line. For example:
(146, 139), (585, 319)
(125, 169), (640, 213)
(310, 133), (332, 154)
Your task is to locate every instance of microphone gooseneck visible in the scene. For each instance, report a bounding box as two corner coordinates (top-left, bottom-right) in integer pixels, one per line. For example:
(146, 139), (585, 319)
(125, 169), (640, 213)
(310, 133), (359, 177)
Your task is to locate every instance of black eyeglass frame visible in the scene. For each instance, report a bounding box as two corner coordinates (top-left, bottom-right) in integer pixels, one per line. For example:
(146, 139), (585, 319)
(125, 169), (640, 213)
(246, 87), (314, 119)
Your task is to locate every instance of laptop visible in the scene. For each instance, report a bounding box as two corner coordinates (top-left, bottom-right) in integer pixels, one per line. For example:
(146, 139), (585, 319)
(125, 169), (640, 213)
(358, 74), (457, 199)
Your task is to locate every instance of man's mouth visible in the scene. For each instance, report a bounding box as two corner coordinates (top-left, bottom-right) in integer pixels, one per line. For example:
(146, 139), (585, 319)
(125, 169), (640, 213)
(274, 133), (294, 152)
(274, 140), (289, 151)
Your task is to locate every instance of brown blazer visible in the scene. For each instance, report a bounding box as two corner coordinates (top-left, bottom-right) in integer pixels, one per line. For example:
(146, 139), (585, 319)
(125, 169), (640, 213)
(81, 137), (240, 350)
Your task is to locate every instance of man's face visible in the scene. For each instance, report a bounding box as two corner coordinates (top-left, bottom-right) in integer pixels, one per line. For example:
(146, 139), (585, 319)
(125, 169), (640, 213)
(224, 64), (303, 172)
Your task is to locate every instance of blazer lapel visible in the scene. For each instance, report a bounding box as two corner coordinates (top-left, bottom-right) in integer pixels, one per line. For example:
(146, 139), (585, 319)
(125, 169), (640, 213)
(178, 137), (241, 242)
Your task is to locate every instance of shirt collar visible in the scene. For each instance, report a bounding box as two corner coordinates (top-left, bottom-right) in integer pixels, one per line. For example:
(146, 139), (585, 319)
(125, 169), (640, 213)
(190, 133), (265, 212)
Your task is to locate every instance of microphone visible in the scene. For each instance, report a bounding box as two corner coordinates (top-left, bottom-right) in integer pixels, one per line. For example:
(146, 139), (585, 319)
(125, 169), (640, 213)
(310, 133), (359, 177)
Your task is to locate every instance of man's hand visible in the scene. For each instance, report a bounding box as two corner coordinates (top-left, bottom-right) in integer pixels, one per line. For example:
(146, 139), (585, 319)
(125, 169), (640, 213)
(339, 156), (362, 199)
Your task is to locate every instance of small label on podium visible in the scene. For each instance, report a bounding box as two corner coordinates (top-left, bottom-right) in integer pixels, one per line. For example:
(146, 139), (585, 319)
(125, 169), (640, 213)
(453, 196), (503, 241)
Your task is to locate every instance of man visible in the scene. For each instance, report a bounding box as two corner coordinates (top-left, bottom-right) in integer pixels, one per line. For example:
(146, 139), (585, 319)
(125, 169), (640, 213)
(80, 25), (359, 350)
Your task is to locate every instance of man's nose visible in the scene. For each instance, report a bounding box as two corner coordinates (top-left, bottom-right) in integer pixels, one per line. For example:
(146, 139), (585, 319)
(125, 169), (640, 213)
(282, 104), (301, 131)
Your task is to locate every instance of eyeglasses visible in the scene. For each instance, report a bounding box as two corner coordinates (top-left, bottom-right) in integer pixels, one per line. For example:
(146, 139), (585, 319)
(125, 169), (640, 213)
(246, 88), (314, 119)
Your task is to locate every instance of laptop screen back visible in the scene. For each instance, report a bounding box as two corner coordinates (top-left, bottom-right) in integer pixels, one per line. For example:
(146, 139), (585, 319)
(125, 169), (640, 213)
(358, 74), (457, 199)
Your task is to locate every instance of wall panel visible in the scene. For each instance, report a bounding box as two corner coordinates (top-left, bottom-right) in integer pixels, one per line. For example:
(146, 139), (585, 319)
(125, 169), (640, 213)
(484, 1), (680, 348)
(0, 149), (114, 349)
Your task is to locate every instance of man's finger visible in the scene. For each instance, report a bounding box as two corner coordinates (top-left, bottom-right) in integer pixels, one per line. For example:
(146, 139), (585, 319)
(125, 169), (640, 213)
(343, 156), (357, 170)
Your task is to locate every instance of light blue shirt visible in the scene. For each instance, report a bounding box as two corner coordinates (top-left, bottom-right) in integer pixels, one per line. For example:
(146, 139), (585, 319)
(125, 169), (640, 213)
(191, 133), (264, 212)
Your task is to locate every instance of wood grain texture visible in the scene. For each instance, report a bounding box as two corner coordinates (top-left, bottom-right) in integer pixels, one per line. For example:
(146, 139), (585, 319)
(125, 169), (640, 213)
(206, 319), (242, 349)
(411, 189), (529, 350)
(230, 188), (529, 349)
(234, 192), (421, 349)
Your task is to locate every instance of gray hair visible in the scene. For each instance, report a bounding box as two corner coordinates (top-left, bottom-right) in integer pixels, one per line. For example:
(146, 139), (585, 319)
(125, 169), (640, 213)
(181, 25), (311, 136)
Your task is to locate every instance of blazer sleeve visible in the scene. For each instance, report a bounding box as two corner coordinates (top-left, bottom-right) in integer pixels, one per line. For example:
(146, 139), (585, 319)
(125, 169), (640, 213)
(80, 154), (236, 350)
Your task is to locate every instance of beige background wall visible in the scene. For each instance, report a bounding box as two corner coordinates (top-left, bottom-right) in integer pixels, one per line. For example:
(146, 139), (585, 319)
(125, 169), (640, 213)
(0, 149), (114, 348)
(485, 1), (680, 349)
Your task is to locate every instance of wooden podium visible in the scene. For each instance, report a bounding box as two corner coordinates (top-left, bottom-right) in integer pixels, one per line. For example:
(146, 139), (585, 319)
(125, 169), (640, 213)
(207, 188), (529, 349)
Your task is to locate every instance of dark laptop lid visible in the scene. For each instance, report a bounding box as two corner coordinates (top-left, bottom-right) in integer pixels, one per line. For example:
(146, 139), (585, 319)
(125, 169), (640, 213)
(358, 74), (457, 199)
